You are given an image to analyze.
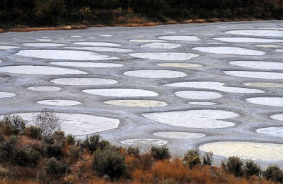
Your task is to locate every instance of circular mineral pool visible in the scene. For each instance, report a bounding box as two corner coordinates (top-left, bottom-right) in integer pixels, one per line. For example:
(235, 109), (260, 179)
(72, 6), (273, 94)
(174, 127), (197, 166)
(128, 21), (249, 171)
(244, 82), (283, 88)
(246, 97), (283, 107)
(73, 42), (121, 47)
(124, 70), (187, 79)
(23, 43), (64, 47)
(83, 89), (159, 97)
(0, 66), (87, 75)
(214, 37), (283, 43)
(0, 46), (19, 50)
(229, 61), (283, 70)
(188, 102), (217, 106)
(129, 39), (166, 43)
(27, 86), (61, 92)
(129, 52), (199, 61)
(50, 62), (123, 68)
(165, 81), (263, 93)
(175, 91), (222, 100)
(225, 30), (283, 37)
(153, 132), (205, 139)
(16, 50), (118, 60)
(142, 110), (238, 129)
(141, 43), (181, 49)
(0, 92), (16, 98)
(157, 63), (202, 68)
(271, 114), (283, 122)
(66, 46), (132, 52)
(256, 127), (283, 138)
(224, 71), (283, 79)
(193, 47), (265, 55)
(121, 139), (168, 146)
(158, 36), (200, 41)
(104, 100), (167, 107)
(51, 78), (117, 86)
(200, 141), (283, 162)
(37, 100), (81, 106)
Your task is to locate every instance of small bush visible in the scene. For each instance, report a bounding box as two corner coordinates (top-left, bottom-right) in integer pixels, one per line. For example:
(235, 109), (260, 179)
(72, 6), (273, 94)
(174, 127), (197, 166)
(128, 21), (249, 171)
(2, 115), (26, 134)
(98, 140), (111, 150)
(52, 130), (65, 142)
(202, 151), (213, 166)
(183, 149), (201, 169)
(263, 165), (283, 182)
(151, 146), (171, 161)
(45, 157), (69, 176)
(67, 145), (80, 163)
(2, 123), (18, 136)
(92, 148), (128, 179)
(243, 160), (261, 178)
(222, 156), (243, 177)
(127, 147), (140, 157)
(24, 126), (42, 140)
(125, 154), (141, 172)
(0, 136), (17, 162)
(0, 131), (4, 142)
(14, 147), (41, 166)
(140, 152), (154, 170)
(81, 135), (100, 152)
(65, 134), (75, 145)
(0, 115), (25, 135)
(42, 135), (55, 144)
(44, 143), (63, 158)
(81, 135), (110, 152)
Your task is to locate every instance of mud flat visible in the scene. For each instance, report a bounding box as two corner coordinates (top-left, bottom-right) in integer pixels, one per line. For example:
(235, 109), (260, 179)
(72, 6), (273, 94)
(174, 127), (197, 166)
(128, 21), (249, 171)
(1, 20), (283, 167)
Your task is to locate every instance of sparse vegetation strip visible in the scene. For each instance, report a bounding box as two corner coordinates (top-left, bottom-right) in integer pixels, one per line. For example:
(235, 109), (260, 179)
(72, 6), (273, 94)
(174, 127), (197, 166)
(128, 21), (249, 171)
(0, 0), (282, 31)
(0, 111), (282, 184)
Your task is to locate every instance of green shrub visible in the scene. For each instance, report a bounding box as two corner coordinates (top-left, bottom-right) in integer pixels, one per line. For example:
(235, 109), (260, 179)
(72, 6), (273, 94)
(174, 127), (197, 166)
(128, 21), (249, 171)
(0, 136), (17, 162)
(14, 147), (41, 166)
(127, 147), (140, 157)
(92, 148), (128, 179)
(66, 134), (75, 145)
(263, 165), (283, 182)
(52, 130), (65, 142)
(99, 139), (111, 150)
(183, 149), (201, 168)
(81, 135), (100, 152)
(44, 143), (63, 158)
(0, 131), (4, 142)
(45, 157), (69, 176)
(222, 156), (243, 177)
(24, 126), (42, 140)
(1, 115), (26, 134)
(243, 160), (261, 178)
(42, 135), (55, 144)
(81, 135), (110, 152)
(150, 146), (171, 161)
(2, 123), (18, 135)
(0, 115), (26, 135)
